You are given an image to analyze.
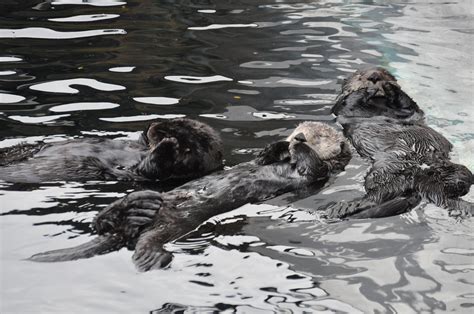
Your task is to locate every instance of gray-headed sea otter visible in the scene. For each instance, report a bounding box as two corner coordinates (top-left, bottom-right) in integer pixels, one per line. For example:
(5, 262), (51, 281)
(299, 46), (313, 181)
(326, 67), (473, 219)
(0, 118), (223, 183)
(29, 122), (351, 271)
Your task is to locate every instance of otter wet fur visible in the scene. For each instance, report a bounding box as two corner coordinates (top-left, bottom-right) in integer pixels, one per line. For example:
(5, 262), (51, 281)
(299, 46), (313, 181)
(325, 67), (473, 219)
(0, 118), (223, 183)
(29, 122), (351, 271)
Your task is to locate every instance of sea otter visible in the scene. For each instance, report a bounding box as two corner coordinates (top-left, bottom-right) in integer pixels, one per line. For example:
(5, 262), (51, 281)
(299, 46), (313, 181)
(29, 122), (351, 271)
(0, 118), (223, 183)
(325, 67), (473, 219)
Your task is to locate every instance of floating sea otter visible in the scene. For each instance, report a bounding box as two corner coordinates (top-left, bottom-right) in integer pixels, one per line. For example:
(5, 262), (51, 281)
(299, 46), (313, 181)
(29, 122), (351, 271)
(0, 118), (223, 183)
(326, 67), (473, 219)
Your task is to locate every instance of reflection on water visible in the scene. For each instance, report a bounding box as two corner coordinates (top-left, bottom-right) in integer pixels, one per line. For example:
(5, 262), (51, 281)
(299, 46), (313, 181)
(0, 0), (473, 313)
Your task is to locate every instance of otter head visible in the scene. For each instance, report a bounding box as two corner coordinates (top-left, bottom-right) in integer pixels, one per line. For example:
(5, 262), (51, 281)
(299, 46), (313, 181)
(415, 162), (473, 204)
(140, 118), (224, 180)
(286, 121), (348, 161)
(333, 67), (424, 121)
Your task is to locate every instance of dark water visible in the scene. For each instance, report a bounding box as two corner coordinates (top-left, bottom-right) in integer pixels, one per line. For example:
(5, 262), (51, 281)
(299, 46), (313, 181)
(1, 0), (473, 313)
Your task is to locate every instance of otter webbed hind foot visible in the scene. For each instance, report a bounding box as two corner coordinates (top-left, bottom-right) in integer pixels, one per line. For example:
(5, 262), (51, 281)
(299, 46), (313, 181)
(131, 211), (203, 271)
(133, 244), (173, 272)
(28, 234), (123, 263)
(132, 227), (177, 271)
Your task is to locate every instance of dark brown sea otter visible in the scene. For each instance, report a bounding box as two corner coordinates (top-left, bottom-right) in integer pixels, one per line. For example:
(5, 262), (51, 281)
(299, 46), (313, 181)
(0, 118), (223, 183)
(29, 122), (351, 271)
(325, 67), (473, 219)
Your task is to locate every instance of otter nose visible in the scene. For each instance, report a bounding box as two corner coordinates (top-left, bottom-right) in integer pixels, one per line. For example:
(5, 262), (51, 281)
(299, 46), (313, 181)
(294, 132), (306, 142)
(367, 72), (382, 84)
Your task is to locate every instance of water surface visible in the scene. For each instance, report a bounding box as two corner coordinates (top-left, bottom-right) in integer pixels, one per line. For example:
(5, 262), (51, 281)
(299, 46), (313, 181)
(1, 0), (473, 313)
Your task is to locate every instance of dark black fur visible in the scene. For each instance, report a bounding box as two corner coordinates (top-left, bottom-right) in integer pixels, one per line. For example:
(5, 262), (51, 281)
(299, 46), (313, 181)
(30, 128), (351, 271)
(0, 118), (223, 183)
(325, 67), (473, 219)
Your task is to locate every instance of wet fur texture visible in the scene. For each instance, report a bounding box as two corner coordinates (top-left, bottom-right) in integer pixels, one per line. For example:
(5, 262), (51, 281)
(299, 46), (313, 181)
(29, 122), (351, 271)
(0, 118), (223, 183)
(325, 67), (473, 219)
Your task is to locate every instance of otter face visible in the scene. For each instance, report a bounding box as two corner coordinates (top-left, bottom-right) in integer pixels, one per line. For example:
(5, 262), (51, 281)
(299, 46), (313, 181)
(286, 122), (347, 160)
(333, 67), (424, 121)
(142, 118), (224, 180)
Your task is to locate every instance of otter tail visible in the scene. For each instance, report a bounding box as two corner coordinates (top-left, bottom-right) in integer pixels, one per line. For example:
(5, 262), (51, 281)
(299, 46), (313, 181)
(28, 234), (124, 263)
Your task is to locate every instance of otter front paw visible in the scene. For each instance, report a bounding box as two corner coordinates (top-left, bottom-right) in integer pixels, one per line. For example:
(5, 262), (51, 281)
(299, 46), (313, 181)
(154, 137), (179, 158)
(143, 137), (179, 180)
(289, 142), (324, 178)
(256, 141), (290, 165)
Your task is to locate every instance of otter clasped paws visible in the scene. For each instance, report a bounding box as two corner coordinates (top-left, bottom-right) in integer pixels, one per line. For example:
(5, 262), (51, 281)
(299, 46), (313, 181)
(95, 190), (163, 239)
(256, 141), (290, 165)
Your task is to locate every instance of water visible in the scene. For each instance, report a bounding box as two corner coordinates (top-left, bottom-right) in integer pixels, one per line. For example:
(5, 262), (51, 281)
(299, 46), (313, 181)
(1, 0), (473, 312)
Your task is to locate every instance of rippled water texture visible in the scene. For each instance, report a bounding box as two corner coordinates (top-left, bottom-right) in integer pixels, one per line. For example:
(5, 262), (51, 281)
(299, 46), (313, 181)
(1, 0), (473, 313)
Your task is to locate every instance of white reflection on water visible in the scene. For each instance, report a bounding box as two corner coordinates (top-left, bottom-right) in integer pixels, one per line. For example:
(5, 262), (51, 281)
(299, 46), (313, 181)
(0, 56), (22, 62)
(51, 0), (127, 6)
(8, 114), (70, 124)
(0, 93), (25, 103)
(246, 76), (333, 87)
(108, 66), (135, 73)
(0, 135), (71, 148)
(200, 105), (330, 122)
(30, 78), (126, 94)
(99, 114), (185, 122)
(0, 28), (126, 39)
(188, 23), (258, 31)
(197, 9), (216, 14)
(164, 74), (233, 84)
(0, 71), (16, 75)
(133, 97), (180, 105)
(49, 14), (120, 23)
(49, 102), (120, 112)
